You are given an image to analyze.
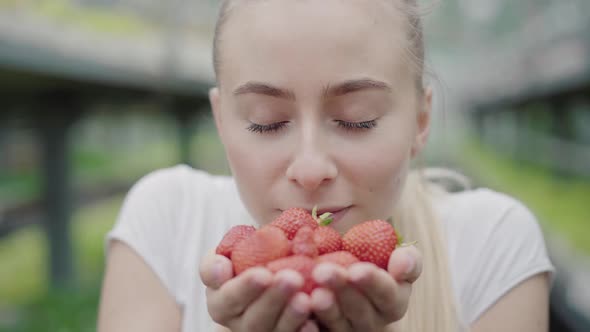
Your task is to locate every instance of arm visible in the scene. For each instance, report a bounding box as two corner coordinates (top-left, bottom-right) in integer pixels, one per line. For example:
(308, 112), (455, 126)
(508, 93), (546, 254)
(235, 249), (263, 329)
(471, 272), (550, 332)
(97, 240), (182, 332)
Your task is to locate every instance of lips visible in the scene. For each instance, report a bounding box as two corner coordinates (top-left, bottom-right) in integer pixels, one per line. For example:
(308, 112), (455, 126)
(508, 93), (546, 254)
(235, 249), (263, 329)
(313, 207), (349, 215)
(277, 206), (352, 224)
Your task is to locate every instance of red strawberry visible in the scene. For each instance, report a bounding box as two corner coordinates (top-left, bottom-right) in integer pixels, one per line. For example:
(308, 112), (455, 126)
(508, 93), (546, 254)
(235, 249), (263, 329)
(317, 251), (360, 268)
(313, 226), (342, 255)
(231, 226), (291, 275)
(342, 220), (398, 269)
(270, 208), (318, 240)
(267, 255), (317, 294)
(216, 225), (256, 258)
(292, 226), (318, 257)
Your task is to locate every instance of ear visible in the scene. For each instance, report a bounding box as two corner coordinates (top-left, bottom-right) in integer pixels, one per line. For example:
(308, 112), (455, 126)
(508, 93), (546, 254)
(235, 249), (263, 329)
(411, 86), (432, 158)
(209, 87), (223, 140)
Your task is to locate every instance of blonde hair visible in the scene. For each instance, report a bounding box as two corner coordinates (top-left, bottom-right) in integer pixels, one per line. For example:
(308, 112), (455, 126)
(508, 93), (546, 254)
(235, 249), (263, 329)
(392, 169), (468, 331)
(212, 1), (467, 331)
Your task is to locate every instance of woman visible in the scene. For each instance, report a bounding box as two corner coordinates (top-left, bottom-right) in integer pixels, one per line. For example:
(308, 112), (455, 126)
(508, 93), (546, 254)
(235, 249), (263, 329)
(98, 0), (554, 331)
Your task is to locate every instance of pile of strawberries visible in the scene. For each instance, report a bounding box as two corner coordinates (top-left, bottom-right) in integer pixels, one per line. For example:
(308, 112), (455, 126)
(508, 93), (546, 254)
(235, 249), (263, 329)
(216, 207), (402, 294)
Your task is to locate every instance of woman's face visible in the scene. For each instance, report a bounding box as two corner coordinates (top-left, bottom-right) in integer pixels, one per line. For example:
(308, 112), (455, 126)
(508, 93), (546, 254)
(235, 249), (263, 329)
(210, 0), (431, 233)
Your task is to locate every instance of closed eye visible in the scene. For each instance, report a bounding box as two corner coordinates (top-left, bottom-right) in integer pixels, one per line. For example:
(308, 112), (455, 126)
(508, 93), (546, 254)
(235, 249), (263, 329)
(336, 120), (377, 131)
(246, 119), (377, 134)
(246, 121), (289, 134)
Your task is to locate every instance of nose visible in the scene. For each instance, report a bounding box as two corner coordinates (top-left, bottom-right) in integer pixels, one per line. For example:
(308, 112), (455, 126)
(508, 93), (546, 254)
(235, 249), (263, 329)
(285, 126), (338, 192)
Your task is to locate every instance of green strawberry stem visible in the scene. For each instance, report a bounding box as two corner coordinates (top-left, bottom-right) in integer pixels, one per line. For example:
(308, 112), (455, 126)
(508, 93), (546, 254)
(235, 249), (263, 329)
(393, 225), (418, 248)
(399, 240), (418, 248)
(395, 228), (404, 245)
(312, 205), (334, 226)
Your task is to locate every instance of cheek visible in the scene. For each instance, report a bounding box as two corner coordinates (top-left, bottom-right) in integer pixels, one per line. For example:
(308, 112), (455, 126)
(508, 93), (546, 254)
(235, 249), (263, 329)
(337, 120), (414, 212)
(347, 139), (410, 191)
(223, 140), (271, 224)
(224, 134), (276, 188)
(221, 125), (289, 223)
(220, 113), (266, 176)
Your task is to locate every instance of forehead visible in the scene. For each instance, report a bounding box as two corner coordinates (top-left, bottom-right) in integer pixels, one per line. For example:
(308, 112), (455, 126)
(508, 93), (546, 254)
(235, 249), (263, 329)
(218, 0), (413, 92)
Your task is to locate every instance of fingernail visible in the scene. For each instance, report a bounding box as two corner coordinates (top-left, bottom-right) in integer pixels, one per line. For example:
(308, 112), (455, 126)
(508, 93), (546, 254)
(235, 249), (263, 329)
(291, 295), (308, 315)
(278, 279), (296, 293)
(213, 261), (225, 282)
(315, 291), (333, 311)
(276, 270), (301, 292)
(348, 265), (366, 283)
(405, 253), (416, 275)
(313, 264), (332, 284)
(301, 320), (318, 332)
(252, 271), (271, 287)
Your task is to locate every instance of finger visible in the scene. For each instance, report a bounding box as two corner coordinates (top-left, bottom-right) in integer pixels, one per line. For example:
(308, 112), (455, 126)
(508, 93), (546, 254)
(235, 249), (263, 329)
(313, 262), (348, 289)
(348, 262), (406, 322)
(241, 269), (304, 331)
(328, 267), (375, 331)
(388, 245), (422, 283)
(199, 250), (234, 289)
(208, 267), (273, 323)
(275, 292), (312, 332)
(299, 319), (320, 332)
(310, 288), (350, 331)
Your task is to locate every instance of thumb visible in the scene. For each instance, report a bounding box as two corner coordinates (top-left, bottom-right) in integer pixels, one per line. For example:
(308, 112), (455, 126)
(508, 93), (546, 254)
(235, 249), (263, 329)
(199, 249), (234, 289)
(387, 245), (422, 283)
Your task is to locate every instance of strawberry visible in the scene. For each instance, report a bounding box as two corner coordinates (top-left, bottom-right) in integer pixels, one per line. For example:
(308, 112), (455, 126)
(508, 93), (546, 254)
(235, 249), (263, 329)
(313, 226), (342, 255)
(292, 226), (318, 257)
(231, 226), (291, 275)
(270, 208), (318, 240)
(267, 255), (317, 294)
(342, 220), (398, 269)
(317, 251), (359, 268)
(216, 225), (256, 258)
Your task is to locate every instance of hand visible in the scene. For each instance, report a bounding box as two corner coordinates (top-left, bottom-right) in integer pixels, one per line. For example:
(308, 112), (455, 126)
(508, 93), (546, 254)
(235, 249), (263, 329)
(309, 245), (422, 331)
(199, 251), (319, 332)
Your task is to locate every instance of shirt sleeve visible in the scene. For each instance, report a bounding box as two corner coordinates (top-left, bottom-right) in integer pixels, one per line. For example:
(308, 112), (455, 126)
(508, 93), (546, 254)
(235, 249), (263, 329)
(458, 190), (555, 324)
(104, 165), (192, 303)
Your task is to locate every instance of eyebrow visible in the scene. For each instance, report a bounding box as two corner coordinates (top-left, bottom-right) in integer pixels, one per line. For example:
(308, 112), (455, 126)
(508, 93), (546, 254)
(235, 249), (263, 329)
(323, 78), (392, 98)
(233, 82), (296, 100)
(233, 78), (392, 100)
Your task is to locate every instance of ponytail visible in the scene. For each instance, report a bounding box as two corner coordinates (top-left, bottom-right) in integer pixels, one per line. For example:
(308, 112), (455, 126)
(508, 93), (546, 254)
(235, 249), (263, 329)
(391, 169), (468, 332)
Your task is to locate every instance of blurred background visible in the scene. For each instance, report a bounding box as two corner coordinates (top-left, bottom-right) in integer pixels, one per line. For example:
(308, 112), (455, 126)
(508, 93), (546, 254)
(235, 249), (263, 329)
(0, 0), (588, 331)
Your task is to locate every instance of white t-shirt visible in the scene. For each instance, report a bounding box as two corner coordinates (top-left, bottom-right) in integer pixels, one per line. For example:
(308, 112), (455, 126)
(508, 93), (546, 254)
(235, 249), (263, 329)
(105, 165), (555, 331)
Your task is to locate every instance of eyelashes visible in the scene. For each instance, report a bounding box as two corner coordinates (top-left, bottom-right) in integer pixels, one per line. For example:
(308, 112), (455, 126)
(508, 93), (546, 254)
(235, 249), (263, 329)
(246, 121), (289, 134)
(335, 120), (377, 131)
(246, 120), (377, 134)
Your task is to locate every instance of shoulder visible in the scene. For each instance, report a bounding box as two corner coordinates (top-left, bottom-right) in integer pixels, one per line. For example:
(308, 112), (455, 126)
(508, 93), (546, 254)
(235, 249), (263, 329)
(433, 186), (550, 267)
(433, 188), (555, 323)
(108, 165), (248, 306)
(121, 165), (241, 215)
(127, 164), (231, 199)
(120, 164), (249, 233)
(434, 187), (551, 256)
(433, 187), (526, 227)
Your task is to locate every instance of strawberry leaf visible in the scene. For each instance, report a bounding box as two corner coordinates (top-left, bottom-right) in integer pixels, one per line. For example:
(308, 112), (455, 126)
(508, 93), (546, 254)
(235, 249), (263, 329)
(318, 213), (333, 226)
(399, 240), (418, 248)
(395, 228), (404, 245)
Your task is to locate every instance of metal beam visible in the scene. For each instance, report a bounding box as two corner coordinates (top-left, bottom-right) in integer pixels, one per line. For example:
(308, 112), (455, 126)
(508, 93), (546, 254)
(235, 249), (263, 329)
(35, 95), (81, 290)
